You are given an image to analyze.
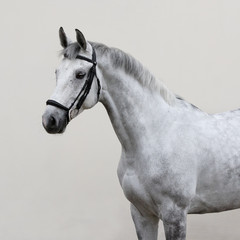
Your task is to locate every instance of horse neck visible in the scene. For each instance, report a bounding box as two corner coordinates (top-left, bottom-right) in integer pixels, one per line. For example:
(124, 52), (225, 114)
(96, 48), (175, 152)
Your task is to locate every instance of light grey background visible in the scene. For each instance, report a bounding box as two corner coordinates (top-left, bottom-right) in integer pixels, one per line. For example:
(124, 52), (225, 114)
(1, 0), (240, 239)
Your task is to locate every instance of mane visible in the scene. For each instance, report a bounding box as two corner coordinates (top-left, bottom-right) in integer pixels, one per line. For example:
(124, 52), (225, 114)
(61, 42), (176, 105)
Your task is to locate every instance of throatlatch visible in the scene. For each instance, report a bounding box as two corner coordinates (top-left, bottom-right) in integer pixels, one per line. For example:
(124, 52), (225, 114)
(46, 47), (101, 122)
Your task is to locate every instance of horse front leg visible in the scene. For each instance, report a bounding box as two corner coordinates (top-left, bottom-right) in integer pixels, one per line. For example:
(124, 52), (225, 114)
(130, 204), (159, 240)
(162, 205), (187, 240)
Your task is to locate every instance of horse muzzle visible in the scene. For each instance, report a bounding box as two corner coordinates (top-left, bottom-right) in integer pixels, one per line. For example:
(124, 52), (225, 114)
(42, 109), (68, 134)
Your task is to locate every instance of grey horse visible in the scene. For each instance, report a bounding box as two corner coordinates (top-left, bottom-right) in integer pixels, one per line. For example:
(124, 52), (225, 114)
(42, 28), (240, 240)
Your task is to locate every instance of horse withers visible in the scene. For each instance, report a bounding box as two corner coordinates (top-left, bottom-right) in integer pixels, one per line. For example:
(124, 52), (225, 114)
(42, 28), (240, 240)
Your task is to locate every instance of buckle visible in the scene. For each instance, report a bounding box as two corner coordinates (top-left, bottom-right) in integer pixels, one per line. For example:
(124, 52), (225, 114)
(69, 108), (79, 120)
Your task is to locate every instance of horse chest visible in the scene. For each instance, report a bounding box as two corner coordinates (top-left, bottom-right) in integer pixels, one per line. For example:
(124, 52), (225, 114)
(121, 170), (148, 204)
(118, 157), (159, 215)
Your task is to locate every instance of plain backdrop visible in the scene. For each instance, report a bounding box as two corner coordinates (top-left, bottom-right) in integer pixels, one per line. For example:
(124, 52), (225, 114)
(1, 0), (240, 239)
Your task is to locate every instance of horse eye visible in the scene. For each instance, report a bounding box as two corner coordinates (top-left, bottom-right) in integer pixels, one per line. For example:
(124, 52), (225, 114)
(75, 72), (86, 79)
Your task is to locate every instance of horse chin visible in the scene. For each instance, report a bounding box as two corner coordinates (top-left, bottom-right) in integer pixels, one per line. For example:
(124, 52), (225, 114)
(57, 124), (67, 134)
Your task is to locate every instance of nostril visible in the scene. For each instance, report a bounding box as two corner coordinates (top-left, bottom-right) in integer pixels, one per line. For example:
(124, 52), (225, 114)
(42, 114), (57, 130)
(49, 116), (56, 127)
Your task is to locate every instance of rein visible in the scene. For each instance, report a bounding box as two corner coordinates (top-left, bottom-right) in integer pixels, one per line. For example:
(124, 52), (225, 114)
(46, 47), (101, 122)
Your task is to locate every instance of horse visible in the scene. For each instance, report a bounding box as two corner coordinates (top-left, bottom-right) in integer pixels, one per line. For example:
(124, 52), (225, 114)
(42, 27), (240, 240)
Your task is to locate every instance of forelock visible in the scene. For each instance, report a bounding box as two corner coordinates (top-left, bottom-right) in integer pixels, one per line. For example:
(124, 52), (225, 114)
(60, 43), (81, 59)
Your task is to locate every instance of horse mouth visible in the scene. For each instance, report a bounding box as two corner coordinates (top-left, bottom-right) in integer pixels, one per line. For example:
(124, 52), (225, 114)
(57, 124), (67, 134)
(45, 125), (66, 134)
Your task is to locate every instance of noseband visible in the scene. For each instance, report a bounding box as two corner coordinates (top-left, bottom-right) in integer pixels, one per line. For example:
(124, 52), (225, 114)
(46, 47), (101, 122)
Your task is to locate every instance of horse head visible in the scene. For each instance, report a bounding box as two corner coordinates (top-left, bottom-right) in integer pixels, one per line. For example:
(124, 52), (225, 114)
(42, 27), (101, 134)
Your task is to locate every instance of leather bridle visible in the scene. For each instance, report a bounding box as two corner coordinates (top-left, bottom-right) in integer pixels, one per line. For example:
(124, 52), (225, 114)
(46, 47), (101, 123)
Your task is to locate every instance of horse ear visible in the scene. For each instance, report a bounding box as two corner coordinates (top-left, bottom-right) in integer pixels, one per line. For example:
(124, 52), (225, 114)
(59, 27), (71, 48)
(75, 29), (87, 50)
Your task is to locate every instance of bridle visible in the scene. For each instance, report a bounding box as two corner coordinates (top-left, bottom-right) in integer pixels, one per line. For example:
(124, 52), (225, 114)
(46, 47), (101, 123)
